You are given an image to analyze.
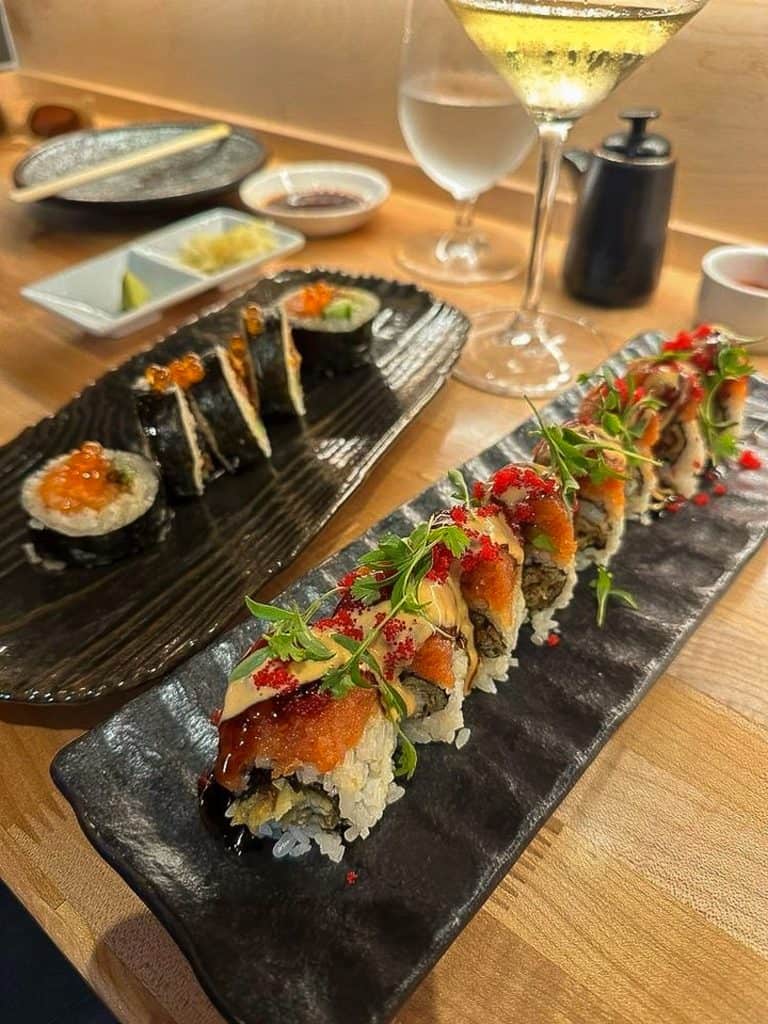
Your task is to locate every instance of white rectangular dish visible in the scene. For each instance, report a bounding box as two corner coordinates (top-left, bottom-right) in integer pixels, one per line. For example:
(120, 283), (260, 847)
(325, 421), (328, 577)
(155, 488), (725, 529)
(21, 208), (305, 337)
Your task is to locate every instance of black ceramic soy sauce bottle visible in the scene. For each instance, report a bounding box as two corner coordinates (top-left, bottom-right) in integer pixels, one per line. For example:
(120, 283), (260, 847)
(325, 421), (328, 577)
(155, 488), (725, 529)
(563, 110), (675, 307)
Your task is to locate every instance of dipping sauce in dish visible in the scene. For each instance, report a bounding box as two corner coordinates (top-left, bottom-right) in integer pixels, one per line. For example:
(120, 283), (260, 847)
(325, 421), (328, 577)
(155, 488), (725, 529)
(263, 190), (364, 214)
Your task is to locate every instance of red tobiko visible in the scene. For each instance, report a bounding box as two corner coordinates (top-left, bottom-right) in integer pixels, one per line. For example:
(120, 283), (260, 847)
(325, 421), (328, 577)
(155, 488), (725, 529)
(739, 449), (763, 471)
(614, 376), (629, 405)
(210, 708), (222, 727)
(713, 482), (728, 497)
(491, 465), (555, 498)
(382, 616), (406, 643)
(666, 497), (686, 514)
(460, 533), (500, 574)
(383, 636), (416, 680)
(449, 504), (468, 525)
(426, 542), (453, 583)
(546, 632), (561, 648)
(662, 331), (694, 353)
(692, 492), (710, 507)
(251, 660), (300, 692)
(692, 323), (713, 340)
(337, 569), (358, 590)
(472, 480), (486, 502)
(345, 870), (359, 886)
(314, 605), (364, 641)
(475, 503), (500, 518)
(632, 385), (647, 404)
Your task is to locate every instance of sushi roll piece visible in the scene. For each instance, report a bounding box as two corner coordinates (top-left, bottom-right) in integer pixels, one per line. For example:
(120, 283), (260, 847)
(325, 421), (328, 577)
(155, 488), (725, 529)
(134, 358), (215, 498)
(531, 419), (628, 569)
(454, 504), (527, 690)
(21, 441), (170, 568)
(239, 303), (306, 417)
(659, 325), (753, 463)
(624, 356), (706, 497)
(187, 345), (271, 472)
(578, 372), (662, 520)
(279, 279), (380, 374)
(473, 464), (578, 642)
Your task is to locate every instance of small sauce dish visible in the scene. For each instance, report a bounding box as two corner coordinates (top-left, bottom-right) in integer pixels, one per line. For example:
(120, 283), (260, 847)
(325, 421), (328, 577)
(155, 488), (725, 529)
(697, 245), (768, 352)
(240, 162), (390, 237)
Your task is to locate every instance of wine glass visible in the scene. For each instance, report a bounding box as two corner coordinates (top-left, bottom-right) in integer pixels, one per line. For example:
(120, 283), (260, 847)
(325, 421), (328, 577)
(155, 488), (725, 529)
(397, 0), (536, 285)
(445, 0), (710, 395)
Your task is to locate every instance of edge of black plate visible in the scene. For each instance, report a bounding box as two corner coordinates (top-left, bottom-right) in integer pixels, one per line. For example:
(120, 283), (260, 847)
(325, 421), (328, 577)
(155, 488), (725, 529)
(3, 267), (469, 704)
(12, 121), (269, 210)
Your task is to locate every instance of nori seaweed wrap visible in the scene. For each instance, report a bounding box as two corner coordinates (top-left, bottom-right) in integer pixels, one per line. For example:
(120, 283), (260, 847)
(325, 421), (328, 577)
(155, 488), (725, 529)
(240, 303), (306, 417)
(134, 380), (215, 498)
(279, 280), (380, 374)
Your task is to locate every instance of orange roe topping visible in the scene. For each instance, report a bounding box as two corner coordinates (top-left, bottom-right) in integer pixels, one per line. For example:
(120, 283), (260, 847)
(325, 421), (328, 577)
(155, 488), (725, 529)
(145, 353), (204, 392)
(739, 449), (762, 471)
(214, 685), (379, 786)
(38, 442), (128, 515)
(287, 281), (336, 318)
(243, 304), (263, 335)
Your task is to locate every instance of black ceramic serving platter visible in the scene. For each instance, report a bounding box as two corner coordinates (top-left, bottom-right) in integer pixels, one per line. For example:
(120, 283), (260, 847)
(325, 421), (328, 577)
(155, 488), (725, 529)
(53, 333), (768, 1024)
(13, 122), (268, 210)
(0, 268), (468, 703)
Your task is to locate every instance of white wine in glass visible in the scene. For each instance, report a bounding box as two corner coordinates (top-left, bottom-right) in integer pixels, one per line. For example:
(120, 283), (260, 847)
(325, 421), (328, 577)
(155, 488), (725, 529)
(445, 0), (709, 395)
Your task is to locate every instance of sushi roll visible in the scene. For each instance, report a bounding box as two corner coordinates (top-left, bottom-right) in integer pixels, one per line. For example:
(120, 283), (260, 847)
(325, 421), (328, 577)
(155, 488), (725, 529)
(239, 303), (306, 417)
(134, 357), (215, 498)
(451, 503), (527, 690)
(473, 464), (578, 642)
(187, 345), (271, 472)
(578, 372), (662, 520)
(659, 325), (753, 463)
(21, 442), (170, 568)
(531, 419), (628, 569)
(280, 279), (380, 373)
(624, 357), (706, 497)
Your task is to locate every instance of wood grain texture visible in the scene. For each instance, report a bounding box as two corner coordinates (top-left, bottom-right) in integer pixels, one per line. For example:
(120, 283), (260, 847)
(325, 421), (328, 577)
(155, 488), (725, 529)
(0, 78), (767, 1024)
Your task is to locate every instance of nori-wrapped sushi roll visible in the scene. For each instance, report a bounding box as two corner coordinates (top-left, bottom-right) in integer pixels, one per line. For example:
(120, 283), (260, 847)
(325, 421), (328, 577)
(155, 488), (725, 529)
(134, 359), (215, 498)
(240, 304), (306, 417)
(280, 280), (380, 374)
(187, 346), (271, 473)
(21, 442), (171, 568)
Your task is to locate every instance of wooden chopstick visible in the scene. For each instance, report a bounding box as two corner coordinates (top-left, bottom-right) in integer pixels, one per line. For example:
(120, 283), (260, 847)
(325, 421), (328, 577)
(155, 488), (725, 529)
(9, 122), (232, 204)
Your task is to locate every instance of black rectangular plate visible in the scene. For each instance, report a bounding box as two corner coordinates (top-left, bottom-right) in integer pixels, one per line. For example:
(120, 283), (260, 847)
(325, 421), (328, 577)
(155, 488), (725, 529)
(0, 268), (468, 703)
(52, 333), (768, 1024)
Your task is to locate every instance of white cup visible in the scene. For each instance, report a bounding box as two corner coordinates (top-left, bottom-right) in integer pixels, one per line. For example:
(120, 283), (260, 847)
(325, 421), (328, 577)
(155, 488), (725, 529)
(696, 246), (768, 353)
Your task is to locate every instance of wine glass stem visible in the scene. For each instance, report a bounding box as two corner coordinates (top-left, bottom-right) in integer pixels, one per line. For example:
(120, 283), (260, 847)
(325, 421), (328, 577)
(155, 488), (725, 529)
(453, 195), (477, 233)
(520, 120), (572, 316)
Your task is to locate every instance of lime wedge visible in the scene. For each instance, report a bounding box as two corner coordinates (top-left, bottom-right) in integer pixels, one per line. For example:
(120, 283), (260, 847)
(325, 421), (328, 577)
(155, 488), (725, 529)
(121, 270), (151, 311)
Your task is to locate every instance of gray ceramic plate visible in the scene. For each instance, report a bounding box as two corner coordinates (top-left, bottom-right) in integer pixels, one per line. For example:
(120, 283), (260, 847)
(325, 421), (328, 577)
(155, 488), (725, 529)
(13, 121), (268, 209)
(52, 333), (768, 1024)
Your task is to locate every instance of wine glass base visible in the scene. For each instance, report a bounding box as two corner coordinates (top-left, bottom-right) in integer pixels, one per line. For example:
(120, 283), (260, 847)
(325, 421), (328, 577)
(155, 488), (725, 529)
(454, 307), (602, 397)
(395, 227), (523, 285)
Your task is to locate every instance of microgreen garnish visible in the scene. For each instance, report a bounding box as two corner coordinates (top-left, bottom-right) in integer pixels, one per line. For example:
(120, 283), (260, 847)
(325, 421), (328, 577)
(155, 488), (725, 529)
(448, 468), (471, 506)
(589, 565), (638, 628)
(699, 344), (755, 464)
(526, 398), (642, 506)
(229, 594), (336, 682)
(579, 369), (663, 455)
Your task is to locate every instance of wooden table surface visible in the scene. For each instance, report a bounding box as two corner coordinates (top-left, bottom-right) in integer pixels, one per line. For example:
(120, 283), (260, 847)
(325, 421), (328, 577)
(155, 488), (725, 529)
(1, 75), (767, 1024)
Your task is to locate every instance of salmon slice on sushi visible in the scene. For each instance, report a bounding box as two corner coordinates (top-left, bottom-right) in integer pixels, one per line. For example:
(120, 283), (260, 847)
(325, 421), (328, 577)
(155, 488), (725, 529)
(623, 356), (706, 497)
(578, 371), (662, 520)
(659, 325), (753, 464)
(472, 463), (578, 642)
(528, 409), (630, 569)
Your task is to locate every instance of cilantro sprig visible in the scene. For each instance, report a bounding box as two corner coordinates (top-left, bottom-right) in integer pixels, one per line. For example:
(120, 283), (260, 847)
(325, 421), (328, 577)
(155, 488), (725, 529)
(589, 565), (638, 628)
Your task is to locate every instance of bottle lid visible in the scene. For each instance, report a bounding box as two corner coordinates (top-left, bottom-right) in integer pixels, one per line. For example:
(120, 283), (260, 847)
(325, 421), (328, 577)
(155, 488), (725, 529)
(602, 110), (671, 159)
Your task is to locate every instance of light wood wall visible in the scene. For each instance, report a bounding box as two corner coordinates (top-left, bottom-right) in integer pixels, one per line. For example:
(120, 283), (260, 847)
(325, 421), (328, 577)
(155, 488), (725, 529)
(5, 0), (768, 240)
